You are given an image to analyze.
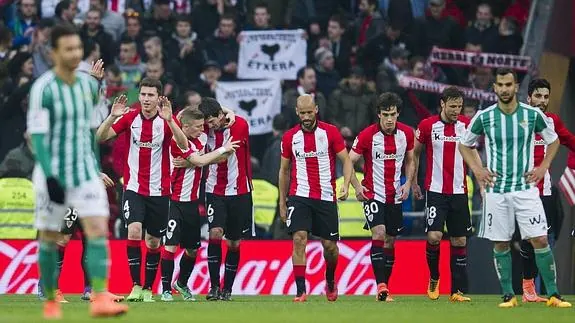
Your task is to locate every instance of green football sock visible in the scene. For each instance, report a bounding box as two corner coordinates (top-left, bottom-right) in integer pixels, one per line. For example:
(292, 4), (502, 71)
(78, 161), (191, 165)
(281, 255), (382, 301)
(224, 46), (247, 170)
(86, 237), (109, 293)
(39, 241), (58, 300)
(493, 248), (514, 295)
(534, 246), (559, 296)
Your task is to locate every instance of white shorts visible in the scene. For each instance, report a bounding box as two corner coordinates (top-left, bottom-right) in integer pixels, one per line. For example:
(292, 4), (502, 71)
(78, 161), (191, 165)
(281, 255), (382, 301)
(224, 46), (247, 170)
(33, 166), (109, 232)
(478, 187), (547, 241)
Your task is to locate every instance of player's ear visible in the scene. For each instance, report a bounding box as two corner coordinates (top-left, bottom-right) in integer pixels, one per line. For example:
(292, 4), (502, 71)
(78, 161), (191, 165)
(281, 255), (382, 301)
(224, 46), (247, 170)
(314, 105), (318, 113)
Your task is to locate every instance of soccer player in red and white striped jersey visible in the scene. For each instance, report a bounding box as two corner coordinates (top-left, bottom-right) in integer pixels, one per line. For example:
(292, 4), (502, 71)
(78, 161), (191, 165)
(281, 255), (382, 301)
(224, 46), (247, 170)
(160, 108), (239, 302)
(198, 98), (253, 301)
(279, 95), (363, 302)
(96, 78), (189, 302)
(519, 78), (575, 302)
(349, 92), (415, 302)
(412, 87), (472, 302)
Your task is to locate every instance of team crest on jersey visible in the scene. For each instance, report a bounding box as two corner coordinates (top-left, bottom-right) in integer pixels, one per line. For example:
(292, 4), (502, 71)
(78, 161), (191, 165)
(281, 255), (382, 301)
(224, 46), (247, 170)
(154, 124), (162, 133)
(166, 231), (173, 240)
(66, 220), (73, 228)
(367, 214), (373, 222)
(208, 216), (213, 223)
(286, 219), (291, 227)
(519, 120), (528, 128)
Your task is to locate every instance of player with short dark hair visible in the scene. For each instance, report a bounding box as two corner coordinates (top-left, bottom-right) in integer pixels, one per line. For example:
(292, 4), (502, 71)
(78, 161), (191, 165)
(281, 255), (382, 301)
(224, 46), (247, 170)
(199, 97), (253, 301)
(519, 78), (575, 302)
(96, 78), (189, 302)
(349, 92), (414, 302)
(279, 94), (364, 302)
(28, 23), (128, 319)
(412, 86), (472, 302)
(159, 108), (239, 302)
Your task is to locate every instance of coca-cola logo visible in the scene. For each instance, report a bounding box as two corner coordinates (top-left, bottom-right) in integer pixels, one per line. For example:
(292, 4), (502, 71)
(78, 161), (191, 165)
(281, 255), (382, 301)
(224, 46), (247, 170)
(0, 241), (39, 294)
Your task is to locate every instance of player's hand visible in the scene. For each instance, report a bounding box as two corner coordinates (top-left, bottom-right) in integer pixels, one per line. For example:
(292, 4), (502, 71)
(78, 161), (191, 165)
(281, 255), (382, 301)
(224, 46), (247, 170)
(279, 203), (287, 223)
(474, 167), (497, 190)
(158, 96), (173, 120)
(399, 182), (410, 201)
(90, 59), (105, 80)
(338, 185), (349, 201)
(173, 157), (191, 168)
(222, 136), (240, 153)
(354, 184), (368, 202)
(412, 183), (424, 200)
(224, 108), (236, 127)
(100, 173), (114, 187)
(46, 176), (65, 204)
(525, 167), (546, 184)
(110, 95), (128, 117)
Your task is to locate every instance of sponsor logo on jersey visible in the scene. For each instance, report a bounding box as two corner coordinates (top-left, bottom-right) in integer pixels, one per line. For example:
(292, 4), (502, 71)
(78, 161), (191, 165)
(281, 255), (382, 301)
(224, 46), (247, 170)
(433, 133), (461, 142)
(295, 150), (328, 159)
(133, 140), (161, 149)
(374, 152), (402, 160)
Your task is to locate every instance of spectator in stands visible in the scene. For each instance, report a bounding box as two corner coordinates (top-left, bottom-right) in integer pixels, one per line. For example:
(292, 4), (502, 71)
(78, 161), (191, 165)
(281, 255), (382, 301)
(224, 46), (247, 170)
(358, 21), (406, 79)
(144, 59), (178, 100)
(191, 60), (221, 98)
(314, 47), (340, 98)
(103, 64), (126, 98)
(116, 36), (146, 89)
(326, 14), (351, 77)
(410, 0), (463, 57)
(0, 81), (31, 162)
(81, 0), (126, 41)
(122, 9), (145, 58)
(182, 90), (202, 110)
(79, 8), (116, 65)
(77, 38), (100, 73)
(143, 35), (177, 78)
(354, 0), (385, 48)
(244, 2), (274, 30)
(282, 66), (329, 127)
(31, 18), (53, 78)
(167, 14), (205, 85)
(0, 133), (34, 179)
(463, 99), (478, 119)
(405, 55), (439, 114)
(143, 0), (175, 39)
(329, 66), (376, 137)
(286, 0), (321, 34)
(0, 27), (13, 64)
(485, 16), (522, 55)
(3, 52), (33, 95)
(375, 45), (409, 92)
(205, 13), (239, 81)
(191, 0), (224, 39)
(467, 66), (494, 109)
(54, 0), (78, 26)
(8, 0), (37, 47)
(465, 3), (498, 49)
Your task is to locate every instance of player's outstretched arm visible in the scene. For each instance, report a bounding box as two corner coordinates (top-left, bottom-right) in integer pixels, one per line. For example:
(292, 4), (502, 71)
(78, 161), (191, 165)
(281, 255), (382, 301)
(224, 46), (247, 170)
(160, 96), (189, 150)
(186, 137), (240, 167)
(278, 156), (291, 223)
(96, 95), (128, 142)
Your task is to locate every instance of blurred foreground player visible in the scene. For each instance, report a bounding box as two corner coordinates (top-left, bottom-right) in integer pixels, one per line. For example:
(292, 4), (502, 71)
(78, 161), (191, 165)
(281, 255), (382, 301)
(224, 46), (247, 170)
(349, 92), (415, 302)
(279, 94), (364, 302)
(27, 24), (128, 319)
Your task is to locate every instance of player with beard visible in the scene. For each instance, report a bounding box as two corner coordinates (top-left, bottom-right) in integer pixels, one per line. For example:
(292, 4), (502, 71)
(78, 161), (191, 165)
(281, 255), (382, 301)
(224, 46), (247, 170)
(459, 68), (570, 308)
(159, 108), (239, 302)
(279, 95), (364, 302)
(518, 78), (575, 302)
(96, 79), (189, 302)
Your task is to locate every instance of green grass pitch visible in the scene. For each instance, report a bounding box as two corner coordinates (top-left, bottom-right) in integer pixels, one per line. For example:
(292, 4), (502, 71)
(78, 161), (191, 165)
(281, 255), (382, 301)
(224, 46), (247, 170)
(1, 295), (573, 323)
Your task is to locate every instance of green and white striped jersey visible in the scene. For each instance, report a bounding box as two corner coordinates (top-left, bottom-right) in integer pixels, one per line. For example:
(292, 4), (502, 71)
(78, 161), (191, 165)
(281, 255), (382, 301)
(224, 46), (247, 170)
(460, 102), (558, 193)
(27, 71), (101, 188)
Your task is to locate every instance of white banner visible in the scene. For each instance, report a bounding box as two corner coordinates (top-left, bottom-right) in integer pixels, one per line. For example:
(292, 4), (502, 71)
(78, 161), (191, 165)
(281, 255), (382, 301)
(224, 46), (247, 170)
(237, 29), (307, 80)
(429, 47), (531, 71)
(398, 75), (497, 102)
(215, 80), (282, 135)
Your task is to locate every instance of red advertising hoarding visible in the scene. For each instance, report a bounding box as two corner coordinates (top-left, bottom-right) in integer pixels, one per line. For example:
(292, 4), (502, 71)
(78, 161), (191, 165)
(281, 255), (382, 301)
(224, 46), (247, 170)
(0, 240), (452, 295)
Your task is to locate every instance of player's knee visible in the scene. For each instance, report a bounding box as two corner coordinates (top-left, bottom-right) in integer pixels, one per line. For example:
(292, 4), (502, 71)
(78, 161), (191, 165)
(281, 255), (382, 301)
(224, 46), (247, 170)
(427, 231), (442, 245)
(57, 234), (72, 247)
(321, 240), (338, 255)
(209, 228), (224, 239)
(450, 236), (466, 247)
(529, 235), (548, 249)
(145, 236), (161, 249)
(164, 245), (177, 253)
(185, 248), (197, 258)
(493, 241), (511, 252)
(371, 225), (386, 241)
(39, 230), (62, 242)
(292, 231), (308, 250)
(384, 235), (395, 248)
(127, 223), (143, 240)
(227, 240), (240, 251)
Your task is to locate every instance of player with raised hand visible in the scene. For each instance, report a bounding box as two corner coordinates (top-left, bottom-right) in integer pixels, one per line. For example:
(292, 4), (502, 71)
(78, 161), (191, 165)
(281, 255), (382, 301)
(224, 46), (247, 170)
(349, 92), (414, 302)
(412, 87), (472, 302)
(459, 68), (571, 308)
(159, 108), (239, 302)
(199, 97), (253, 301)
(519, 78), (575, 302)
(96, 79), (189, 302)
(27, 24), (128, 319)
(279, 94), (364, 302)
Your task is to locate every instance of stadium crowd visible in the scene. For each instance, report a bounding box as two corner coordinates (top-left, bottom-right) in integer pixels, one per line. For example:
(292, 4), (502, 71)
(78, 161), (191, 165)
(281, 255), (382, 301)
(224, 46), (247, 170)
(0, 0), (532, 239)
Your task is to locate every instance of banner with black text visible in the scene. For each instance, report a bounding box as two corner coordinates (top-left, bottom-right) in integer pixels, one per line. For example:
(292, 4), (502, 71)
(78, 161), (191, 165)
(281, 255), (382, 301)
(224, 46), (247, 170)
(215, 80), (282, 135)
(429, 47), (531, 71)
(237, 29), (307, 80)
(398, 75), (497, 102)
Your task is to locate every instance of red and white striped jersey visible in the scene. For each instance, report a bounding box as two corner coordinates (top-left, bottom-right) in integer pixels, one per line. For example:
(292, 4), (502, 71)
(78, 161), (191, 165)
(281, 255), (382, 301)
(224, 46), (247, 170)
(416, 115), (469, 195)
(205, 116), (252, 196)
(170, 134), (207, 202)
(534, 112), (575, 196)
(353, 122), (414, 204)
(112, 109), (176, 196)
(281, 121), (346, 202)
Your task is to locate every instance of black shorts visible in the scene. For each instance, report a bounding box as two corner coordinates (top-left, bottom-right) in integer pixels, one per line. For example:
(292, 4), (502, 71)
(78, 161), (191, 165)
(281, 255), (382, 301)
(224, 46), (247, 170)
(205, 193), (253, 241)
(285, 196), (339, 241)
(122, 190), (170, 238)
(362, 200), (403, 236)
(425, 191), (472, 237)
(60, 207), (82, 235)
(164, 200), (201, 250)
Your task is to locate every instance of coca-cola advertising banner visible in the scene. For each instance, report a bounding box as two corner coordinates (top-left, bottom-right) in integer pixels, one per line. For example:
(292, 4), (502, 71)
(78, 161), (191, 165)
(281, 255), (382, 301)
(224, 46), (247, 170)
(0, 240), (451, 295)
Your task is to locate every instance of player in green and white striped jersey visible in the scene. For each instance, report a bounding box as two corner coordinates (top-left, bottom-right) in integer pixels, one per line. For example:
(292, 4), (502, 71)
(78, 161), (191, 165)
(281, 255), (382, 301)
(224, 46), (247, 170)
(26, 24), (128, 319)
(459, 68), (570, 308)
